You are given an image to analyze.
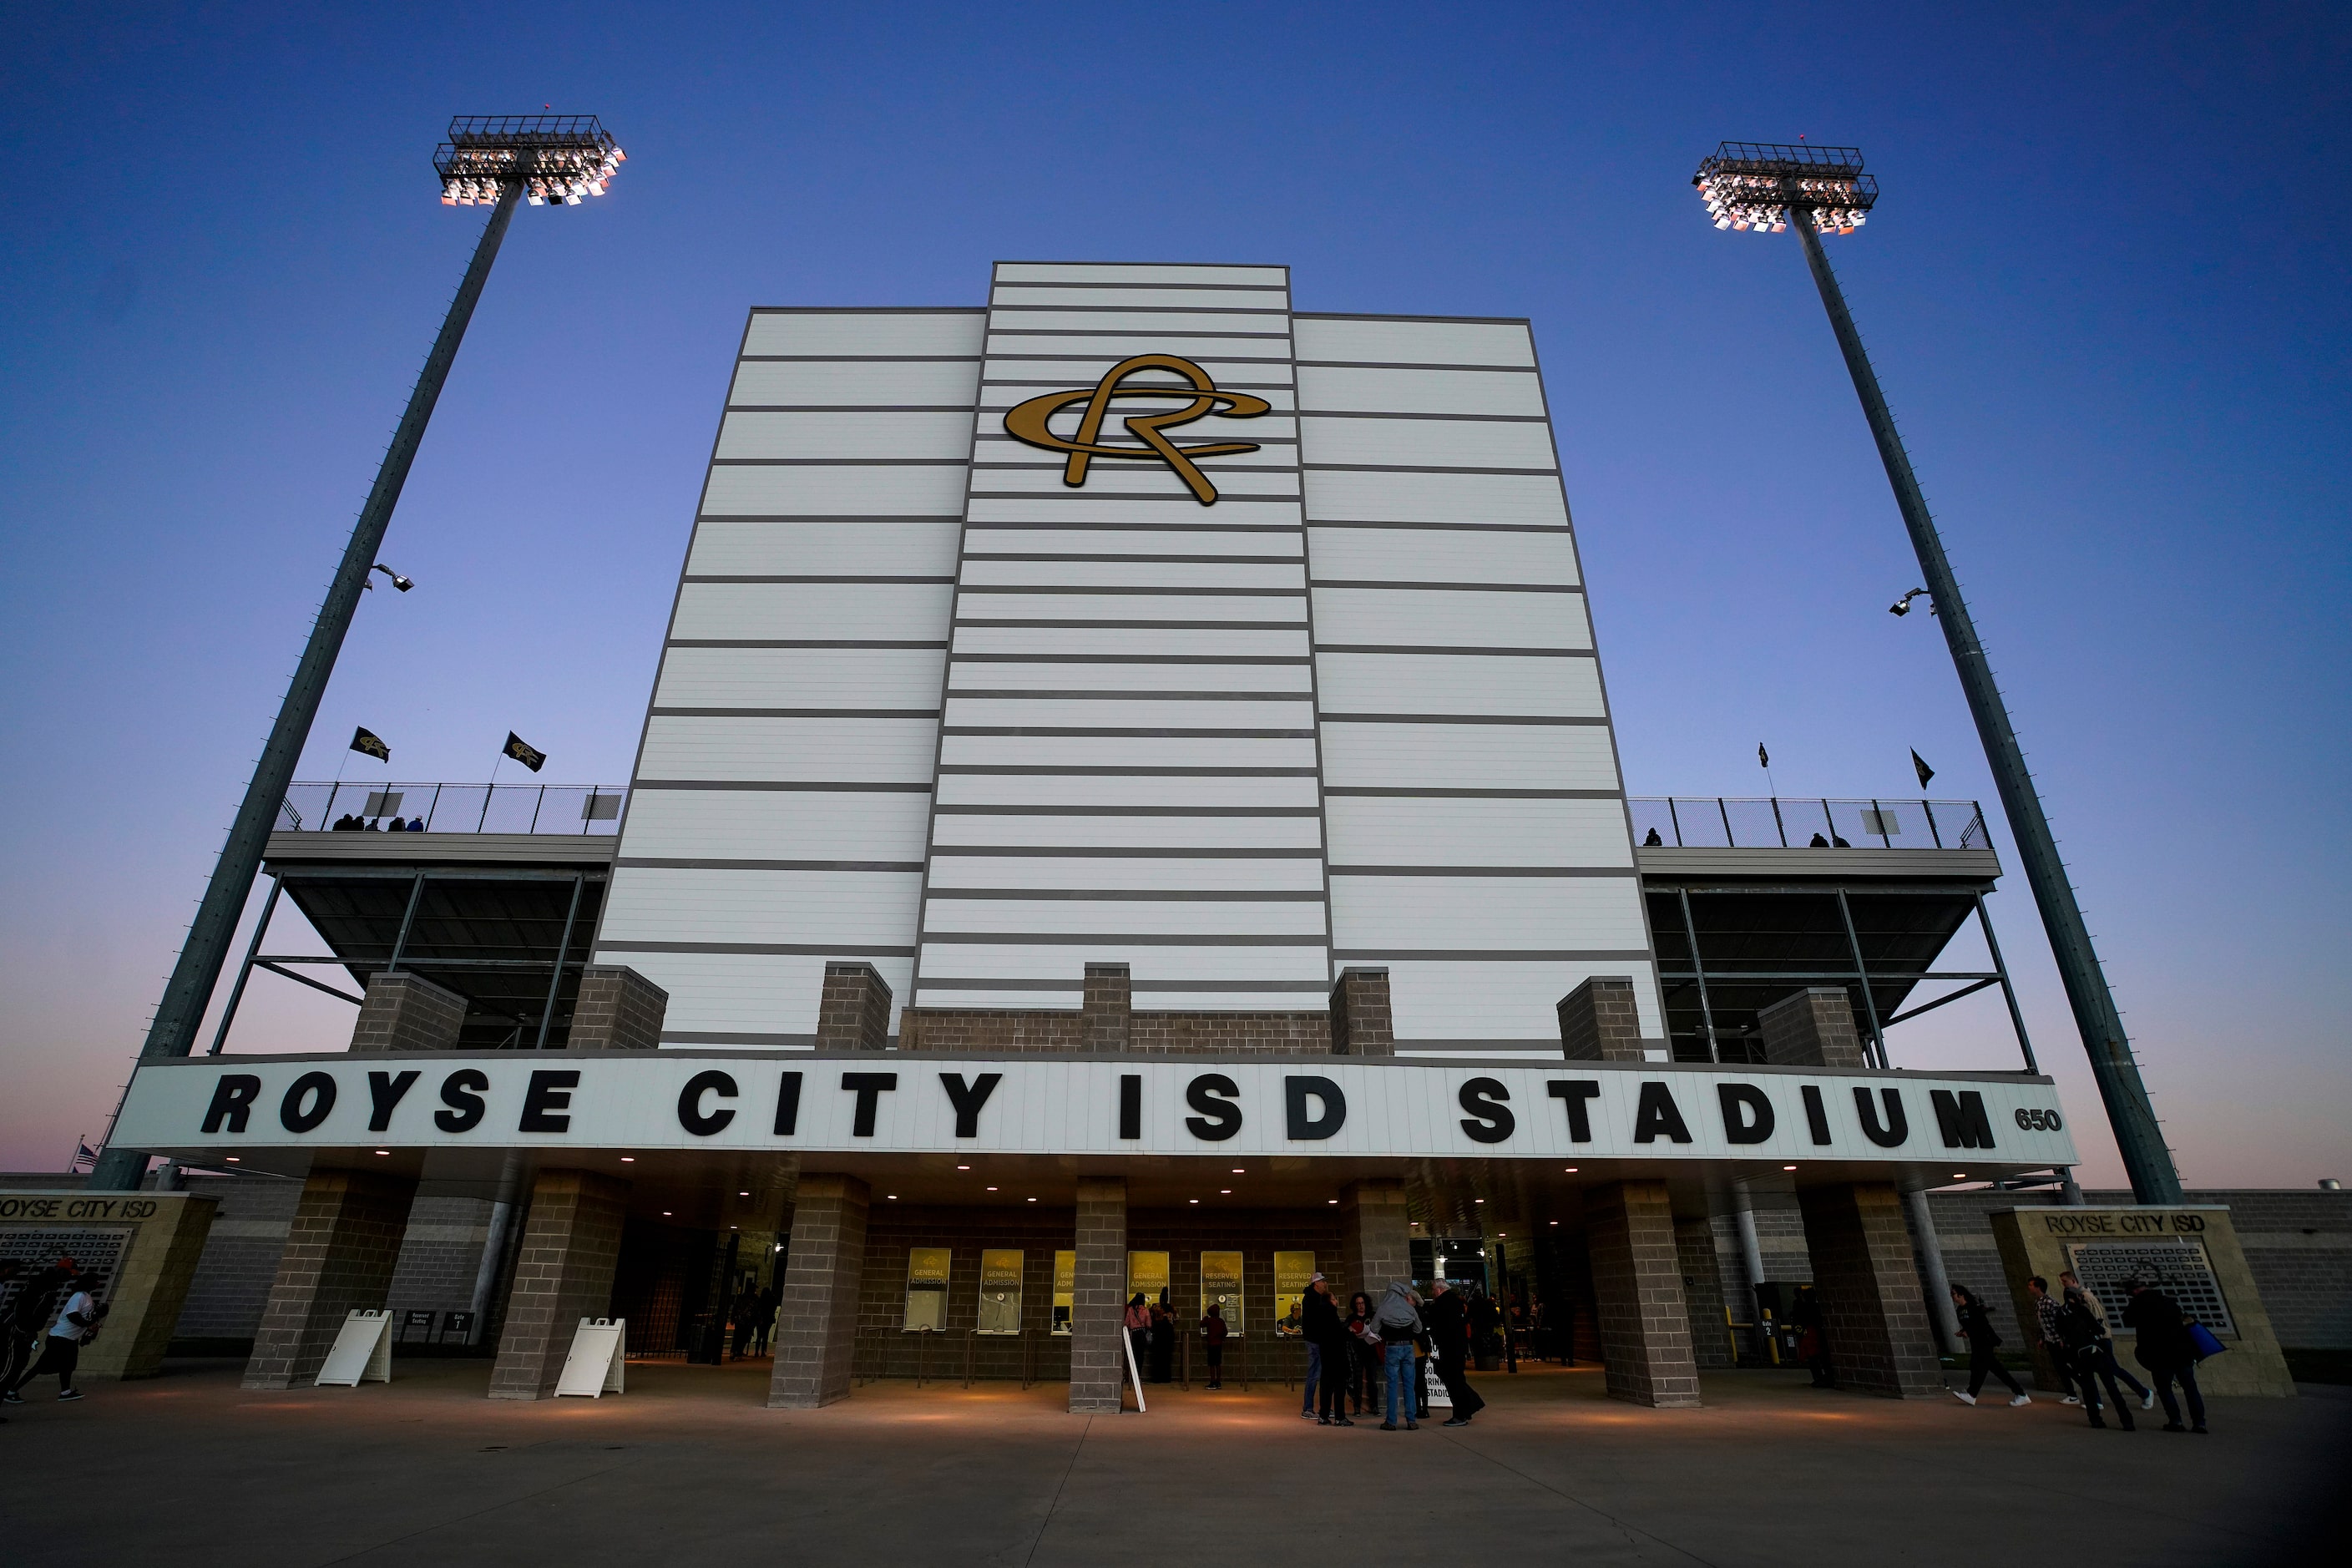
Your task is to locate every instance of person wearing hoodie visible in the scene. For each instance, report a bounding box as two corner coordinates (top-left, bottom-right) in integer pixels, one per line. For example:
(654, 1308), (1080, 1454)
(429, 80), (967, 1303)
(1300, 1273), (1350, 1424)
(1949, 1283), (2031, 1407)
(1374, 1281), (1424, 1431)
(1423, 1278), (1487, 1426)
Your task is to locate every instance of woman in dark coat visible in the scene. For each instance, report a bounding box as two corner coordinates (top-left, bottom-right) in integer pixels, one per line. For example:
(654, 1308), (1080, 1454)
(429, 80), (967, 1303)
(2122, 1278), (2208, 1434)
(1345, 1291), (1379, 1416)
(1949, 1283), (2031, 1406)
(1147, 1301), (1175, 1383)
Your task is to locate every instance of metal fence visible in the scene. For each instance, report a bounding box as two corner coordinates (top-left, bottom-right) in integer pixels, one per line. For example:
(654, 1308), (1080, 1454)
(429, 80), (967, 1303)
(1629, 797), (1987, 852)
(277, 781), (628, 836)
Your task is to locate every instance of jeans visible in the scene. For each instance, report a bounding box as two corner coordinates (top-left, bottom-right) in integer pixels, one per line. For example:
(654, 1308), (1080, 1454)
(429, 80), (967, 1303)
(2071, 1344), (2132, 1425)
(1383, 1341), (1416, 1424)
(2093, 1341), (2147, 1398)
(1965, 1343), (2024, 1398)
(1302, 1342), (1323, 1413)
(2152, 1360), (2207, 1428)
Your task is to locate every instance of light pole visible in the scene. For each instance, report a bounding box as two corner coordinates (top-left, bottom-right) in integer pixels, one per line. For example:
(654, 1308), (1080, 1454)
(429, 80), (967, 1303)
(89, 116), (625, 1191)
(1692, 141), (2183, 1203)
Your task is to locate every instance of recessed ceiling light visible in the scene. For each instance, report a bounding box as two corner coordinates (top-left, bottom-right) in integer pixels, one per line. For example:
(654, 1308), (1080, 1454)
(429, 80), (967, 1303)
(662, 1211), (672, 1216)
(986, 1186), (998, 1191)
(1327, 1198), (1338, 1205)
(1232, 1168), (1244, 1174)
(374, 1150), (391, 1156)
(225, 1156), (240, 1162)
(1563, 1166), (1577, 1173)
(1783, 1165), (1798, 1171)
(957, 1165), (970, 1171)
(739, 1191), (750, 1197)
(1220, 1189), (1232, 1195)
(1026, 1196), (1037, 1202)
(1474, 1198), (1485, 1204)
(1188, 1198), (1199, 1205)
(731, 1225), (738, 1230)
(1549, 1221), (1559, 1227)
(888, 1194), (899, 1199)
(1952, 1173), (1967, 1180)
(620, 1156), (635, 1162)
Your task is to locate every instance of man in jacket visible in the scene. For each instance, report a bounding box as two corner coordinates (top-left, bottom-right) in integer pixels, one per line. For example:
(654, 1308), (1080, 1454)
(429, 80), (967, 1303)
(2122, 1278), (2208, 1434)
(1300, 1275), (1352, 1424)
(2, 1258), (76, 1406)
(1374, 1281), (1424, 1430)
(1424, 1279), (1487, 1426)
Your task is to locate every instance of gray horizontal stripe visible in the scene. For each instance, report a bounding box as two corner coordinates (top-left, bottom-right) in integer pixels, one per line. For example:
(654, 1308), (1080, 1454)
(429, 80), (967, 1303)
(964, 554), (1304, 564)
(617, 858), (924, 872)
(650, 708), (941, 720)
(962, 520), (1305, 533)
(1316, 714), (1609, 727)
(735, 355), (983, 364)
(955, 620), (1309, 630)
(1327, 866), (1639, 878)
(631, 780), (933, 793)
(1292, 360), (1534, 373)
(1331, 948), (1655, 963)
(747, 306), (985, 316)
(965, 490), (1301, 503)
(695, 513), (964, 524)
(711, 458), (969, 468)
(991, 280), (1287, 293)
(669, 639), (950, 650)
(987, 328), (1291, 340)
(943, 726), (1313, 739)
(920, 933), (1328, 947)
(1302, 519), (1571, 534)
(725, 405), (978, 414)
(989, 303), (1290, 316)
(660, 1030), (817, 1046)
(1313, 645), (1594, 658)
(1292, 311), (1527, 325)
(926, 888), (1323, 902)
(1322, 787), (1622, 800)
(918, 978), (1328, 994)
(948, 653), (1312, 665)
(1296, 410), (1545, 423)
(974, 456), (1302, 468)
(948, 690), (1308, 701)
(598, 941), (919, 957)
(957, 584), (1305, 597)
(681, 574), (957, 584)
(936, 766), (1318, 777)
(1309, 580), (1581, 593)
(932, 805), (1321, 817)
(984, 378), (1294, 392)
(1301, 463), (1555, 476)
(928, 847), (1323, 858)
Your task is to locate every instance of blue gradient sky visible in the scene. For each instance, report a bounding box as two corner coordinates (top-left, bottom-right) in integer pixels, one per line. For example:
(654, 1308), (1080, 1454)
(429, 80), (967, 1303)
(3, 3), (2344, 1186)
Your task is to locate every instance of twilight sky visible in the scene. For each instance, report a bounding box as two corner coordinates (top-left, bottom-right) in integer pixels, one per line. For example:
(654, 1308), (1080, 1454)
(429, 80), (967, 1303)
(1, 2), (2344, 1187)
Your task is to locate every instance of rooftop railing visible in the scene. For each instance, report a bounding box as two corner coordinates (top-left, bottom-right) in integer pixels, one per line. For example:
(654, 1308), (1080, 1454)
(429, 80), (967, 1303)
(1629, 797), (1988, 852)
(278, 781), (628, 836)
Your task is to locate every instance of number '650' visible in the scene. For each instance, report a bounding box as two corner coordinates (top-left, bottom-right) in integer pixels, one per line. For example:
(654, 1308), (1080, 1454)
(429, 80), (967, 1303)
(2013, 1106), (2063, 1131)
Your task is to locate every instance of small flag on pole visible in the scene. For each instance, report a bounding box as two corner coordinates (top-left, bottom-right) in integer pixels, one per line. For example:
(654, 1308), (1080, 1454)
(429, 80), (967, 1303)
(73, 1141), (98, 1170)
(350, 727), (391, 762)
(1911, 749), (1935, 788)
(503, 732), (547, 773)
(1758, 743), (1770, 770)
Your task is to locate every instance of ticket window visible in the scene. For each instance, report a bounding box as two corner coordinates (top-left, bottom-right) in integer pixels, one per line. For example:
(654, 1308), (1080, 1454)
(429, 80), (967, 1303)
(903, 1247), (951, 1333)
(1272, 1251), (1316, 1337)
(1200, 1251), (1243, 1334)
(1127, 1251), (1170, 1309)
(978, 1249), (1024, 1335)
(1052, 1250), (1075, 1335)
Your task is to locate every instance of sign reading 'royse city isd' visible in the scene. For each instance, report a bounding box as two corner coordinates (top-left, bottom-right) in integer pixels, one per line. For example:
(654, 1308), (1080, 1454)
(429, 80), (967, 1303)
(111, 1055), (2076, 1166)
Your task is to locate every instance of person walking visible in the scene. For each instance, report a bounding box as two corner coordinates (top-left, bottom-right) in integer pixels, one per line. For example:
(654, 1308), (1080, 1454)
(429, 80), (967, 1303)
(2063, 1271), (2153, 1413)
(2122, 1278), (2208, 1434)
(2, 1258), (75, 1408)
(1301, 1274), (1350, 1424)
(1199, 1302), (1229, 1389)
(1346, 1291), (1379, 1416)
(1373, 1280), (1423, 1431)
(1124, 1294), (1151, 1387)
(2053, 1287), (2133, 1430)
(1789, 1283), (1832, 1388)
(13, 1271), (105, 1404)
(753, 1284), (777, 1357)
(1949, 1283), (2031, 1406)
(2026, 1277), (2083, 1404)
(1424, 1279), (1488, 1426)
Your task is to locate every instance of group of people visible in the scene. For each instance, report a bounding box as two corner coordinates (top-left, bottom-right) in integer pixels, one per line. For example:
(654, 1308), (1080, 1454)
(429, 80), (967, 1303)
(0, 1257), (109, 1418)
(726, 1281), (777, 1359)
(330, 813), (425, 832)
(1951, 1273), (2212, 1434)
(1300, 1274), (1485, 1431)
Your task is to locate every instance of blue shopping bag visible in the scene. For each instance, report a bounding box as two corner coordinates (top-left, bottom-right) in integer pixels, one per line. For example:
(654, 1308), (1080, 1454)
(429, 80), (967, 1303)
(2186, 1322), (2227, 1361)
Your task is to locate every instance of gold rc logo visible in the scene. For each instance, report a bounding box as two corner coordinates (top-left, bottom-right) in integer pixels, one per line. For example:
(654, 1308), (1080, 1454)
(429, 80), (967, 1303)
(1002, 353), (1271, 505)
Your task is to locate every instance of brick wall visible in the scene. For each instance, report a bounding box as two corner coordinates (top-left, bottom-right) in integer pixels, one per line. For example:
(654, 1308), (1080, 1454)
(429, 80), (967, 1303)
(242, 1167), (418, 1388)
(898, 1008), (1334, 1055)
(348, 972), (468, 1054)
(1558, 977), (1643, 1062)
(1583, 1180), (1700, 1406)
(488, 1169), (630, 1399)
(815, 962), (893, 1051)
(569, 966), (668, 1051)
(1798, 1182), (1944, 1396)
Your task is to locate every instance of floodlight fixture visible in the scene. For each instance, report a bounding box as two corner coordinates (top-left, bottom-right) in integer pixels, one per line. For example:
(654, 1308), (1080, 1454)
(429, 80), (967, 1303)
(1692, 139), (2182, 1205)
(89, 114), (625, 1193)
(433, 114), (625, 208)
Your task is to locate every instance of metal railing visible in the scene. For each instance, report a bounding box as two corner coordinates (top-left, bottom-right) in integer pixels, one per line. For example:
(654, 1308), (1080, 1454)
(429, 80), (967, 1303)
(1630, 797), (1987, 852)
(277, 781), (627, 836)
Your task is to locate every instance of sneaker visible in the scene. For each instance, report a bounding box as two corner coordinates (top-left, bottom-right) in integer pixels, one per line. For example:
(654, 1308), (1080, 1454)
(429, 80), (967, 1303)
(2141, 1390), (2156, 1411)
(1, 1392), (21, 1405)
(1317, 1417), (1331, 1425)
(1380, 1422), (1397, 1431)
(1443, 1416), (1472, 1427)
(1336, 1417), (1356, 1427)
(1300, 1409), (1317, 1420)
(57, 1389), (83, 1403)
(2088, 1415), (2106, 1429)
(1405, 1420), (1419, 1430)
(1950, 1390), (1977, 1406)
(2009, 1394), (2032, 1407)
(2061, 1395), (2081, 1405)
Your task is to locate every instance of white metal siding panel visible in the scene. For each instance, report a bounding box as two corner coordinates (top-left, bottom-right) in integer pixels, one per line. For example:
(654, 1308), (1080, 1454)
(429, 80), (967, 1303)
(1300, 470), (1568, 526)
(970, 467), (1301, 501)
(954, 592), (1304, 625)
(1299, 417), (1557, 471)
(637, 716), (939, 783)
(589, 951), (914, 1041)
(985, 310), (1287, 334)
(934, 774), (1323, 809)
(958, 559), (1305, 591)
(965, 496), (1303, 528)
(1314, 652), (1604, 717)
(991, 286), (1286, 308)
(948, 662), (1313, 694)
(672, 582), (957, 641)
(923, 898), (1325, 937)
(1307, 527), (1580, 584)
(716, 411), (976, 461)
(965, 529), (1304, 559)
(926, 855), (1323, 892)
(1293, 366), (1544, 417)
(741, 311), (986, 357)
(918, 943), (1326, 982)
(1323, 797), (1634, 869)
(1378, 960), (1664, 1041)
(1313, 589), (1592, 650)
(600, 867), (923, 947)
(937, 734), (1317, 770)
(933, 814), (1322, 850)
(1328, 875), (1646, 949)
(654, 647), (946, 710)
(1292, 317), (1535, 367)
(617, 788), (933, 862)
(984, 334), (1290, 362)
(950, 626), (1310, 659)
(685, 520), (962, 578)
(728, 358), (984, 407)
(943, 698), (1317, 730)
(1319, 722), (1622, 792)
(699, 464), (969, 518)
(994, 263), (1287, 286)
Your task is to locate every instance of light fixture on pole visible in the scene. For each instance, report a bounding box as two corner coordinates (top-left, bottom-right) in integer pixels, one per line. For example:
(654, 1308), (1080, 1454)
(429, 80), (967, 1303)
(1692, 139), (2182, 1203)
(367, 564), (415, 592)
(1889, 587), (1930, 617)
(87, 115), (625, 1192)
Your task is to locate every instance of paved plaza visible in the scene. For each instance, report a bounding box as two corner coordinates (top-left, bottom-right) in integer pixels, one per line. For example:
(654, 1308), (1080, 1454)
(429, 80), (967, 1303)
(2, 1358), (2340, 1565)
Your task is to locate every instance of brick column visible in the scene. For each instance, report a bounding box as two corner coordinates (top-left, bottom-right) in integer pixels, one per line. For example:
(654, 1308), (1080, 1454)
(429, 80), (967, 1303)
(1081, 964), (1130, 1051)
(815, 963), (893, 1051)
(1070, 1176), (1127, 1413)
(1757, 988), (1867, 1069)
(348, 972), (468, 1053)
(1584, 1180), (1701, 1406)
(767, 1174), (870, 1409)
(1558, 976), (1644, 1061)
(1676, 1216), (1734, 1368)
(1328, 968), (1395, 1057)
(242, 1167), (417, 1388)
(486, 1169), (630, 1400)
(568, 966), (667, 1050)
(1797, 1181), (1945, 1397)
(1337, 1179), (1412, 1302)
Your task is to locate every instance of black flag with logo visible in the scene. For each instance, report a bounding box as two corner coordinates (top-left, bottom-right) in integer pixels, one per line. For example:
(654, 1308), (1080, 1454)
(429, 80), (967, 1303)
(1911, 749), (1935, 788)
(1758, 743), (1770, 770)
(503, 732), (547, 772)
(350, 727), (391, 763)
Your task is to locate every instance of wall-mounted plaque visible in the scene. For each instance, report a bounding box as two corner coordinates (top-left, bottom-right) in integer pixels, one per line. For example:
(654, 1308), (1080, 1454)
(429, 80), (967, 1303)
(2066, 1238), (2236, 1335)
(978, 1248), (1024, 1335)
(1127, 1251), (1170, 1308)
(903, 1246), (951, 1333)
(1052, 1250), (1075, 1335)
(1273, 1251), (1316, 1337)
(1199, 1250), (1244, 1334)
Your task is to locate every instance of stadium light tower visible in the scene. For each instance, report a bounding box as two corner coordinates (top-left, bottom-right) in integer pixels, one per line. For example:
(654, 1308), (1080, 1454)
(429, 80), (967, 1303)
(88, 116), (625, 1192)
(1692, 141), (2183, 1204)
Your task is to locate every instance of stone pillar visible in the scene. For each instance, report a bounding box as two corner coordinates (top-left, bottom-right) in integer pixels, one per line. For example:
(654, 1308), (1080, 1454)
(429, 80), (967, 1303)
(1070, 1176), (1128, 1413)
(486, 1169), (630, 1399)
(767, 1174), (870, 1409)
(1676, 1216), (1733, 1368)
(1337, 1179), (1412, 1302)
(815, 962), (893, 1051)
(1583, 1180), (1701, 1406)
(1328, 967), (1395, 1057)
(348, 972), (468, 1053)
(242, 1167), (417, 1388)
(1796, 1181), (1945, 1397)
(568, 966), (667, 1050)
(1081, 964), (1130, 1051)
(1558, 976), (1644, 1061)
(1757, 988), (1867, 1069)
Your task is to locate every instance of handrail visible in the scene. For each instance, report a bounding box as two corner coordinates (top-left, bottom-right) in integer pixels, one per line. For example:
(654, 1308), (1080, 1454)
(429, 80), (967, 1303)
(278, 780), (627, 836)
(1630, 797), (1988, 852)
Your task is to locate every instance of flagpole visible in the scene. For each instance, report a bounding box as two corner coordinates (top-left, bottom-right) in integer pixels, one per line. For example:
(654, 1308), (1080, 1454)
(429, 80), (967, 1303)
(86, 184), (524, 1193)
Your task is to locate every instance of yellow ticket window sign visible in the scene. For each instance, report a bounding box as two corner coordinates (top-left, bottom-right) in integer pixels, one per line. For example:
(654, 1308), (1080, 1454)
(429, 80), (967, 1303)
(978, 1249), (1024, 1335)
(1127, 1251), (1171, 1308)
(903, 1247), (951, 1333)
(1200, 1250), (1244, 1334)
(1272, 1251), (1317, 1337)
(1052, 1250), (1075, 1336)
